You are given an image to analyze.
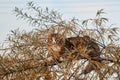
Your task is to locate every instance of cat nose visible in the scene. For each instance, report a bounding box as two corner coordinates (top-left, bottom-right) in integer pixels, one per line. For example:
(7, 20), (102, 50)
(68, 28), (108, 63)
(52, 37), (56, 44)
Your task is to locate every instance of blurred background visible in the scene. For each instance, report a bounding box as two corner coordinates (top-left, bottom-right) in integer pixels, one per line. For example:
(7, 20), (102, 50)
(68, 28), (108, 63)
(0, 0), (120, 42)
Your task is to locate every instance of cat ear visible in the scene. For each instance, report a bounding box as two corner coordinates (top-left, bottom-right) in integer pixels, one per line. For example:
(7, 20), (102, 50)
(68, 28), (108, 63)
(47, 32), (54, 38)
(83, 35), (90, 42)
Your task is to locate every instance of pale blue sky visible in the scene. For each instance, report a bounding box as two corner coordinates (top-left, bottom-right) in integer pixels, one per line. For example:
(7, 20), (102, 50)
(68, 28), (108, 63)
(0, 0), (120, 42)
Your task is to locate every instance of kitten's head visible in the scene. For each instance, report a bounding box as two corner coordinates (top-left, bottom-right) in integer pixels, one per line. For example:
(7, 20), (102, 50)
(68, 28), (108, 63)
(47, 33), (63, 53)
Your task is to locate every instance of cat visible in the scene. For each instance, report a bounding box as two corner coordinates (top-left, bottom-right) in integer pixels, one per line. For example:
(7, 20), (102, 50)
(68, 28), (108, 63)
(47, 33), (101, 61)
